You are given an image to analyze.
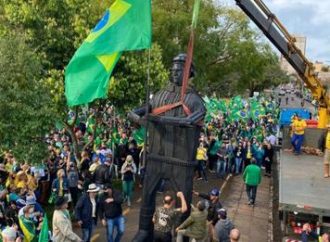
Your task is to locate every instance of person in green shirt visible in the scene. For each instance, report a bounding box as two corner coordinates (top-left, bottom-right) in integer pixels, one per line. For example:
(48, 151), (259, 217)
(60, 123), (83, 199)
(243, 158), (261, 206)
(207, 135), (221, 173)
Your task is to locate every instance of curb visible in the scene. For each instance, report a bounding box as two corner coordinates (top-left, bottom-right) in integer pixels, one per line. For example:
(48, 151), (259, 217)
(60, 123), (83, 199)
(268, 174), (274, 242)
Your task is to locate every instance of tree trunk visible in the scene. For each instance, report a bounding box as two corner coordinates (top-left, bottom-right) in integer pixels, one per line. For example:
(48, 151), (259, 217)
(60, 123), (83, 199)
(63, 106), (80, 163)
(63, 121), (80, 163)
(249, 81), (255, 97)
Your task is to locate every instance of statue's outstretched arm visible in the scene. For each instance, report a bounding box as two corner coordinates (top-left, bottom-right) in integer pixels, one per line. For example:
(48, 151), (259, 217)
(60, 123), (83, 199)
(148, 110), (205, 126)
(127, 105), (151, 125)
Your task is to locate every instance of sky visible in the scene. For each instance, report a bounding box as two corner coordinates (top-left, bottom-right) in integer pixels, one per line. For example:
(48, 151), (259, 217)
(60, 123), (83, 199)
(219, 0), (330, 63)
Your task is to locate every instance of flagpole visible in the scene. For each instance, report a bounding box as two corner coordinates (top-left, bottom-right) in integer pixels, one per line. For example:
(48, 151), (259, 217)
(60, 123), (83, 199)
(142, 48), (151, 170)
(180, 0), (201, 102)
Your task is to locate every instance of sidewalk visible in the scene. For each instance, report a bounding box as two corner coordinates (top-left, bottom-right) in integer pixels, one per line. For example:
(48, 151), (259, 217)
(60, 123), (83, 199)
(220, 174), (271, 242)
(74, 172), (224, 241)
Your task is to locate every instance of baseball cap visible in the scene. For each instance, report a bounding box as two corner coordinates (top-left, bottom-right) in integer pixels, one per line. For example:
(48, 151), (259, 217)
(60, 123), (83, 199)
(210, 188), (220, 196)
(16, 199), (26, 209)
(217, 208), (227, 218)
(26, 195), (36, 206)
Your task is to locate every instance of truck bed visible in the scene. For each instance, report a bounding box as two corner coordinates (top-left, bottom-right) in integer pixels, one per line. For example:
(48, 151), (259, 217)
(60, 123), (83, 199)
(279, 151), (330, 215)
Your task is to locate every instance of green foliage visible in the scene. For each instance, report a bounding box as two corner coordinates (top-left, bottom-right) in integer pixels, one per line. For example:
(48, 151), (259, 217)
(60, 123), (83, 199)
(0, 0), (289, 163)
(109, 44), (168, 111)
(152, 1), (288, 97)
(232, 41), (289, 96)
(152, 0), (220, 67)
(0, 0), (167, 161)
(0, 0), (110, 121)
(0, 35), (55, 163)
(0, 0), (167, 112)
(0, 0), (108, 69)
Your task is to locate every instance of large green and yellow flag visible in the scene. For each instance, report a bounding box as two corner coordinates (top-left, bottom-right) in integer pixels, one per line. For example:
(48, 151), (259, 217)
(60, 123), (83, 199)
(65, 0), (151, 106)
(19, 215), (37, 242)
(38, 215), (49, 242)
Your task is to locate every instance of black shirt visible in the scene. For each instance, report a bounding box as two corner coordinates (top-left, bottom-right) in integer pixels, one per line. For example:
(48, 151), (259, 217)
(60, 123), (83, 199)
(199, 193), (222, 225)
(99, 190), (123, 219)
(80, 158), (90, 173)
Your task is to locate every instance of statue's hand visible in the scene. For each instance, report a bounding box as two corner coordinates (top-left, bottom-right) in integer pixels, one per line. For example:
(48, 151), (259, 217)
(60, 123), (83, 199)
(127, 111), (140, 123)
(147, 114), (161, 123)
(138, 116), (147, 126)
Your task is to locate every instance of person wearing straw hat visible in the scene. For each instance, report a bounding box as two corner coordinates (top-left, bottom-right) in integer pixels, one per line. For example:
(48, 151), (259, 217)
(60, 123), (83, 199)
(75, 183), (100, 242)
(53, 196), (82, 242)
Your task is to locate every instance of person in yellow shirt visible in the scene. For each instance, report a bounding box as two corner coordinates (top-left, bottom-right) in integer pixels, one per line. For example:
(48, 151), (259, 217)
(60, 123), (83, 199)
(195, 142), (208, 182)
(14, 171), (28, 189)
(291, 114), (307, 155)
(289, 113), (298, 137)
(319, 232), (329, 242)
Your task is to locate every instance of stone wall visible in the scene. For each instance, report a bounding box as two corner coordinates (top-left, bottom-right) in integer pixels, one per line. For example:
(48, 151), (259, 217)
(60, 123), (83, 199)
(282, 127), (326, 149)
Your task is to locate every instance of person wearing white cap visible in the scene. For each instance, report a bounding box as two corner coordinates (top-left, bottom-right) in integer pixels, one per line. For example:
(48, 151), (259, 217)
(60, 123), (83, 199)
(75, 183), (100, 242)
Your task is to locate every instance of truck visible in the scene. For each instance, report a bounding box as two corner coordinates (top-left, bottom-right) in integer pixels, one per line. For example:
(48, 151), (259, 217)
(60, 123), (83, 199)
(234, 0), (330, 241)
(235, 0), (330, 129)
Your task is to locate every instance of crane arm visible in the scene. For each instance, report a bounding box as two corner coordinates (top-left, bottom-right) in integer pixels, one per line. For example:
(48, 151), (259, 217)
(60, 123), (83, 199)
(235, 0), (328, 109)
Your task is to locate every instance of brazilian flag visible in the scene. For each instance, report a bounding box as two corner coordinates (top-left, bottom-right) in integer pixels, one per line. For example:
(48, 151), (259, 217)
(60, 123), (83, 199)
(132, 127), (145, 146)
(38, 216), (49, 242)
(65, 0), (152, 106)
(19, 215), (37, 242)
(239, 110), (248, 121)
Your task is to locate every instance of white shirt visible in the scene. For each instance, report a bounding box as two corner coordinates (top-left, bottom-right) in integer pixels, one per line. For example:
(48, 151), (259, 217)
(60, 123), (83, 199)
(266, 135), (276, 145)
(91, 198), (96, 218)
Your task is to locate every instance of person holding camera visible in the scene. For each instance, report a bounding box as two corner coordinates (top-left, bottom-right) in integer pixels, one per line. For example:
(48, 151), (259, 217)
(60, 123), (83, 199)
(121, 155), (137, 207)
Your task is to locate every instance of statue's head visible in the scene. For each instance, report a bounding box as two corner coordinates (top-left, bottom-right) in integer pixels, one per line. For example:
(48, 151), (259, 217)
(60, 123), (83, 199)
(170, 53), (195, 86)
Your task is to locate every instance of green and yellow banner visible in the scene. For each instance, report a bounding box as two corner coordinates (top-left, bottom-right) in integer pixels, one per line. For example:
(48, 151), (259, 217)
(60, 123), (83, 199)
(65, 0), (152, 106)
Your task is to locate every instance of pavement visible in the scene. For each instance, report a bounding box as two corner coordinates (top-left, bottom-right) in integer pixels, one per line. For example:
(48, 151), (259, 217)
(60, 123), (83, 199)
(279, 93), (316, 115)
(221, 174), (271, 242)
(74, 172), (226, 241)
(73, 170), (272, 242)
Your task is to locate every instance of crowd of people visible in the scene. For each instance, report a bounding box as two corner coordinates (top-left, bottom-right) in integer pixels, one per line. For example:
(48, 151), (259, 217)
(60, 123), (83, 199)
(0, 95), (325, 242)
(0, 104), (144, 241)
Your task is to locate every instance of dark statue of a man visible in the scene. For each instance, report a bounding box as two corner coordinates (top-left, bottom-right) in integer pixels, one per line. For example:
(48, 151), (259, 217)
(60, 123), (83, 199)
(128, 54), (206, 242)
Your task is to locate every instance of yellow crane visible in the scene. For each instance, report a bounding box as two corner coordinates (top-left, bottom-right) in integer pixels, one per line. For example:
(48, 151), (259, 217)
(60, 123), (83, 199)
(235, 0), (329, 128)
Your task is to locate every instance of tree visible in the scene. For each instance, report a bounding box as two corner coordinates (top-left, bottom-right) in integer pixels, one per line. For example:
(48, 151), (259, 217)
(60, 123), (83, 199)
(0, 35), (55, 163)
(321, 66), (329, 72)
(152, 1), (286, 97)
(152, 0), (221, 70)
(232, 41), (289, 97)
(109, 44), (168, 111)
(0, 0), (168, 161)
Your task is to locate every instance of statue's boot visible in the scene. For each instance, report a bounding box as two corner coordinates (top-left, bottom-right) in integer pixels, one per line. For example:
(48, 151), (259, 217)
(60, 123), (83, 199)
(132, 207), (154, 242)
(132, 230), (152, 242)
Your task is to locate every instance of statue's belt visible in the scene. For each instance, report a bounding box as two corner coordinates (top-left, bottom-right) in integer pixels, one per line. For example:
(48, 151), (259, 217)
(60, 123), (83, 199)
(147, 153), (197, 167)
